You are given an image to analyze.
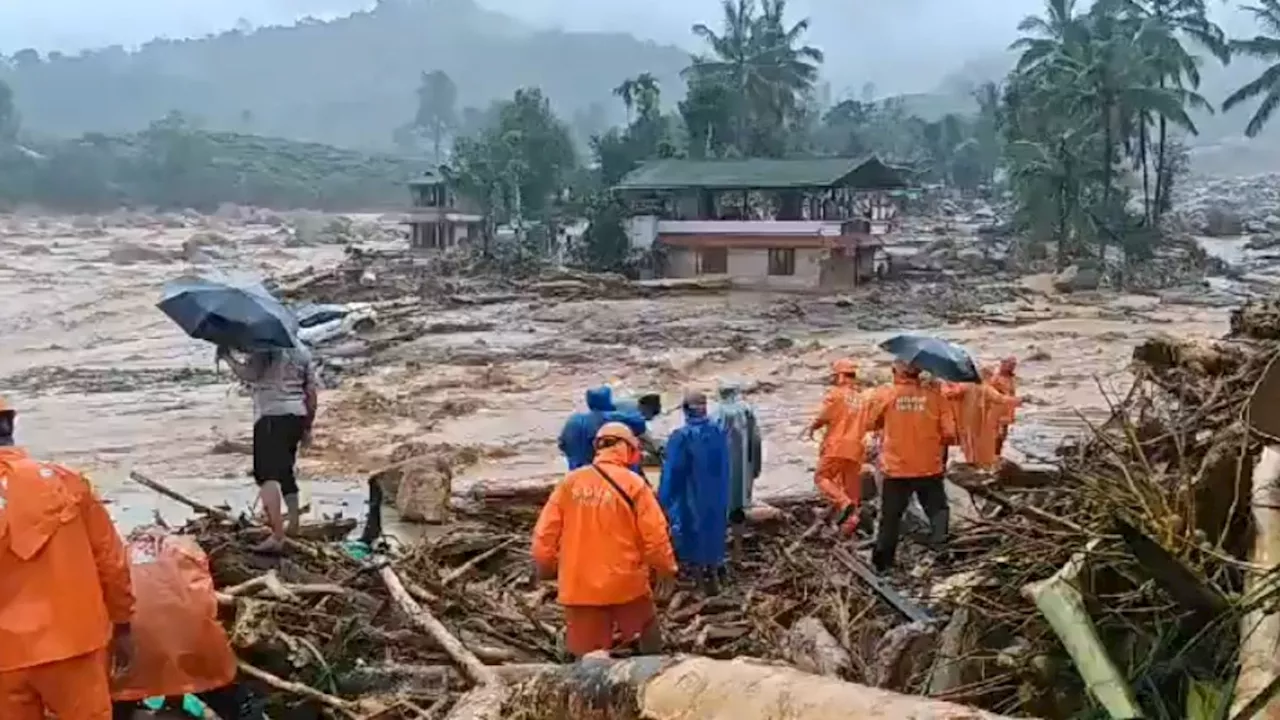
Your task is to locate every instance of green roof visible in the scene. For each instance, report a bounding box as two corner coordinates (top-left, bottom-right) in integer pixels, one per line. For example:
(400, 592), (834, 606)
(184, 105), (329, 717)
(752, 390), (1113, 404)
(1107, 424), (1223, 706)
(614, 156), (907, 191)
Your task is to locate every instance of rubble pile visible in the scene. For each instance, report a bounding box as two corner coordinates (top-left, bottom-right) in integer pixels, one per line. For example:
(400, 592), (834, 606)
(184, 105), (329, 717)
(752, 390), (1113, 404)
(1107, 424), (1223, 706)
(921, 294), (1280, 718)
(188, 497), (919, 719)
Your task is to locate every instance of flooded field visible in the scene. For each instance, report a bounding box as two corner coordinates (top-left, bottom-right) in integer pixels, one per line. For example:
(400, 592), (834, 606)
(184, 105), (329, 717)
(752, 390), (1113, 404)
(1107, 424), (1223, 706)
(0, 214), (1232, 530)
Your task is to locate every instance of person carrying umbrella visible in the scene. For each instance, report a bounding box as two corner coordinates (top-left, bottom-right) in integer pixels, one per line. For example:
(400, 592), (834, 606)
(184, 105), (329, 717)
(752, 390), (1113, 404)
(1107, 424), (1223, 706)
(218, 342), (318, 554)
(158, 276), (318, 554)
(0, 397), (137, 720)
(863, 361), (958, 573)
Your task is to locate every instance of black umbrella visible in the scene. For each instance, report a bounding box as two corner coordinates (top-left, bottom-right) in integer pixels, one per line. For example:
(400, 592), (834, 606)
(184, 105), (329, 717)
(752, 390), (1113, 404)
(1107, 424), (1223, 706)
(879, 333), (980, 383)
(158, 275), (299, 352)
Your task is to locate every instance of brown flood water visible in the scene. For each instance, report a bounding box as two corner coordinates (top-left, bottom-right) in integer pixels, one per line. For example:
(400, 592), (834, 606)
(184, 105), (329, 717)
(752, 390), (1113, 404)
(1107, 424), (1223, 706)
(0, 217), (1229, 531)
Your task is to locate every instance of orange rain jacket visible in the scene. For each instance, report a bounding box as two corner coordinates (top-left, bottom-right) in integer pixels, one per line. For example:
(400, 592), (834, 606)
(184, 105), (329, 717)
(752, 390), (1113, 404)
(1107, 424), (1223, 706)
(865, 374), (957, 479)
(813, 383), (890, 513)
(810, 361), (868, 462)
(531, 443), (677, 607)
(989, 370), (1017, 428)
(941, 382), (1021, 469)
(111, 532), (238, 702)
(0, 447), (134, 673)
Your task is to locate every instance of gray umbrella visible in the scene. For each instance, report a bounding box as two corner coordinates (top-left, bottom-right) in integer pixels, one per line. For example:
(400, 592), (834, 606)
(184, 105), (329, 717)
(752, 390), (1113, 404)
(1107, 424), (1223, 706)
(158, 275), (299, 352)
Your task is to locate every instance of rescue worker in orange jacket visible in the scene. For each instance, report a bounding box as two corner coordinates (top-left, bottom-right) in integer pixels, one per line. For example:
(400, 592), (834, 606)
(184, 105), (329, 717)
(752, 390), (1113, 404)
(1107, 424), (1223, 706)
(941, 374), (1020, 470)
(110, 531), (261, 720)
(863, 364), (957, 573)
(806, 359), (877, 535)
(532, 422), (678, 658)
(989, 357), (1018, 455)
(0, 397), (136, 720)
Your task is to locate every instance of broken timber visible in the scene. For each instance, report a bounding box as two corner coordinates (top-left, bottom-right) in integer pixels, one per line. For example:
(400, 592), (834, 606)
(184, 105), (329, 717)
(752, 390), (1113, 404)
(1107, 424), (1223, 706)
(833, 547), (934, 625)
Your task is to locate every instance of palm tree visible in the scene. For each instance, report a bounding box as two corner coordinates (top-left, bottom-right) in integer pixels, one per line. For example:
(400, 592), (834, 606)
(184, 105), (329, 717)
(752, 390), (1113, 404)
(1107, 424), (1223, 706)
(1224, 0), (1280, 137)
(613, 78), (637, 123)
(686, 0), (822, 156)
(1118, 0), (1225, 219)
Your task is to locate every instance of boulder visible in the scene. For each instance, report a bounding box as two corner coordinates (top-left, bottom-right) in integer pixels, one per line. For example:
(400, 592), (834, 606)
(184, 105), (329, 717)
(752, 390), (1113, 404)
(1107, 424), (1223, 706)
(1203, 207), (1244, 237)
(1247, 233), (1280, 251)
(1051, 264), (1101, 293)
(378, 455), (453, 523)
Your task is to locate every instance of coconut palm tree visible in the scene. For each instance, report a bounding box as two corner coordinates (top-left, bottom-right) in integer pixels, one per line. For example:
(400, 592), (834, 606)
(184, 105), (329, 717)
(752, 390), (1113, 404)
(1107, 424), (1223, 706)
(1117, 0), (1225, 219)
(1224, 0), (1280, 137)
(685, 0), (822, 156)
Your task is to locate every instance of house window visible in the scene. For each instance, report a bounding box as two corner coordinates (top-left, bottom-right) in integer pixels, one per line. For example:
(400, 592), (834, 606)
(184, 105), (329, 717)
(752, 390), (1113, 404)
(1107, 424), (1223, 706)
(698, 247), (728, 275)
(768, 248), (795, 276)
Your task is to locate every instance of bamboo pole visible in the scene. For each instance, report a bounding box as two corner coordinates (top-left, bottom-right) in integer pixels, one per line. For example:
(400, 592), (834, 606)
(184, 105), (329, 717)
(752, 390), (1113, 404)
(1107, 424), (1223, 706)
(1022, 541), (1142, 720)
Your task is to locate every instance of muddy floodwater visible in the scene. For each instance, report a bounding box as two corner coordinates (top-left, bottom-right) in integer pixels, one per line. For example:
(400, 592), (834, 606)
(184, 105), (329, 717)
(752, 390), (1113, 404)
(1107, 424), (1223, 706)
(0, 216), (1232, 531)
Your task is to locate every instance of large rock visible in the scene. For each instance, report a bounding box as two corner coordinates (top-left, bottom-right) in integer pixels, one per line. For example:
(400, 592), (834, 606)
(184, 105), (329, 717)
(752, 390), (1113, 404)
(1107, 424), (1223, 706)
(1051, 264), (1101, 293)
(371, 455), (453, 523)
(1204, 207), (1244, 236)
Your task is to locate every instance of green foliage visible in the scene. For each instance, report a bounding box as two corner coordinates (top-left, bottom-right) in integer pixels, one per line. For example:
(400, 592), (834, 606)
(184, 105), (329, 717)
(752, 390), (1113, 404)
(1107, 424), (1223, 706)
(684, 0), (823, 158)
(445, 87), (578, 257)
(409, 70), (459, 163)
(1224, 0), (1280, 137)
(1001, 0), (1223, 267)
(0, 116), (422, 211)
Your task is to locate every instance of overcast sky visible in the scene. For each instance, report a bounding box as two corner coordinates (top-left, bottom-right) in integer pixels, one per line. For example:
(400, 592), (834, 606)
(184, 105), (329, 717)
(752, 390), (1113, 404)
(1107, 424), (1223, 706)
(0, 0), (1258, 94)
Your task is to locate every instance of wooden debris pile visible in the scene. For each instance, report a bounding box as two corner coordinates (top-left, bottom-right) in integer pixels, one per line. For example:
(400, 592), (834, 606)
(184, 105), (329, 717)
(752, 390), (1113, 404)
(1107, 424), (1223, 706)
(185, 497), (940, 719)
(920, 295), (1280, 718)
(273, 246), (730, 309)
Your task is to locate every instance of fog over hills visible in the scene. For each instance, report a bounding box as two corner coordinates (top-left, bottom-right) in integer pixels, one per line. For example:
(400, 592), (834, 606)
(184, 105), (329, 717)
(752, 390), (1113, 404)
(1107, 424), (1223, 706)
(2, 0), (1279, 168)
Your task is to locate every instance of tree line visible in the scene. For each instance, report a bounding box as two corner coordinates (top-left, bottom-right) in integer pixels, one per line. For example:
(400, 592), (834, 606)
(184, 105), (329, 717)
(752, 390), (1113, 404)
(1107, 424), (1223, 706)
(6, 0), (1280, 275)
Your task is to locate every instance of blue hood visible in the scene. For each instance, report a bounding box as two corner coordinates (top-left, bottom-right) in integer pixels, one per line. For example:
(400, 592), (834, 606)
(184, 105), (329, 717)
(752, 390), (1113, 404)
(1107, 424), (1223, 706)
(585, 386), (615, 412)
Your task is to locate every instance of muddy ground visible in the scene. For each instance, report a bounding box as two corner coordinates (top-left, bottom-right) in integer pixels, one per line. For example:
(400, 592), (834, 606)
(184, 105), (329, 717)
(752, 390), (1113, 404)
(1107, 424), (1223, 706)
(0, 212), (1234, 532)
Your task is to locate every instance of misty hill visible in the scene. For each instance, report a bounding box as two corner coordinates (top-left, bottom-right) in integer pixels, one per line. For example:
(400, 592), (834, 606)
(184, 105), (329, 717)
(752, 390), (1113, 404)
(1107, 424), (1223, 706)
(0, 0), (688, 150)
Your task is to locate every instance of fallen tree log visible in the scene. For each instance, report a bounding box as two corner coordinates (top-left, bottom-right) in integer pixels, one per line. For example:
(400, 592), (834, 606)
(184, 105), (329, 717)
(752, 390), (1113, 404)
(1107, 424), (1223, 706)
(444, 655), (1028, 720)
(1233, 444), (1280, 719)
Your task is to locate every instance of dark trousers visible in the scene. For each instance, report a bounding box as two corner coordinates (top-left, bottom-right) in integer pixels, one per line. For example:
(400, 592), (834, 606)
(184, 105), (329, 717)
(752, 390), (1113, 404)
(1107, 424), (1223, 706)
(111, 684), (263, 720)
(872, 476), (949, 572)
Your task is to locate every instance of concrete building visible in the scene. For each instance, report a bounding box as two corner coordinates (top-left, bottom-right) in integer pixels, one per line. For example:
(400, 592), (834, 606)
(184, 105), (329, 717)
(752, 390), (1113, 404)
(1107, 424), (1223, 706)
(403, 170), (484, 251)
(615, 157), (906, 290)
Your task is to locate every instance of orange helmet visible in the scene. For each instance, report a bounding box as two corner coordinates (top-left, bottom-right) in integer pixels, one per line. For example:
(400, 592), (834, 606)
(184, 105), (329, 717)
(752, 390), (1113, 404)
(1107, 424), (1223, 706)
(0, 397), (12, 414)
(595, 422), (639, 449)
(832, 359), (858, 376)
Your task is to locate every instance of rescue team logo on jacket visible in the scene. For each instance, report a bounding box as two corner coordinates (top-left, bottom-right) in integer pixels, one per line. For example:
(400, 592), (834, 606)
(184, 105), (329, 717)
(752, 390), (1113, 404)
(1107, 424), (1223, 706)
(895, 396), (927, 413)
(569, 484), (617, 508)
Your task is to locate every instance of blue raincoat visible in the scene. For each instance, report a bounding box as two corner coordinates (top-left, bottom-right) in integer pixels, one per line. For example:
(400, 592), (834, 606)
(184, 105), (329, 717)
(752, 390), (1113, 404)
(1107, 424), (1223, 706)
(558, 386), (615, 470)
(659, 406), (731, 569)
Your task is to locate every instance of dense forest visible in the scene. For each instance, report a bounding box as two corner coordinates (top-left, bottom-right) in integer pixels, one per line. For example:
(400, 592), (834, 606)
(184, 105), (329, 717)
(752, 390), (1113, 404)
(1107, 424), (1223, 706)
(4, 0), (1280, 279)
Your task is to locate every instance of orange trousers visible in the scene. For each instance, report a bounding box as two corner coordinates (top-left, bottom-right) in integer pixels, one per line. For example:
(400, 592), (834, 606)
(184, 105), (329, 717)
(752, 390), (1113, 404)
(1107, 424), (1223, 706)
(815, 456), (863, 513)
(0, 648), (111, 720)
(562, 596), (657, 657)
